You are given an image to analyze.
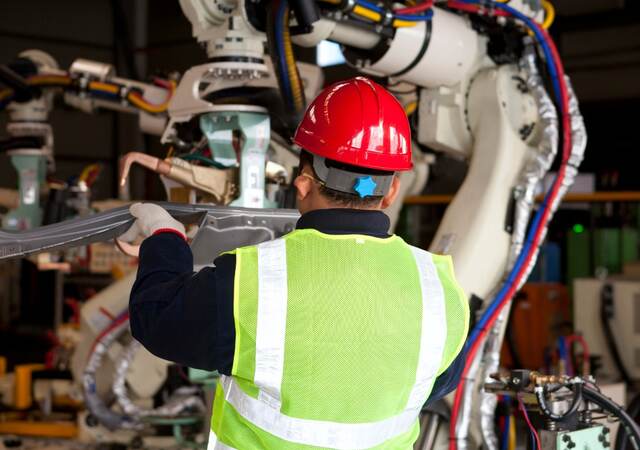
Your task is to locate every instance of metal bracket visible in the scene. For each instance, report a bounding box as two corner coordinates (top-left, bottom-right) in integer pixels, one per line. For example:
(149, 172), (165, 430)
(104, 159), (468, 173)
(0, 202), (299, 268)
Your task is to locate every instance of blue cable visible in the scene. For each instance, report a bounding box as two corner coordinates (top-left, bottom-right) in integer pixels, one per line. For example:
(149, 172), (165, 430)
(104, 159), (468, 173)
(395, 10), (434, 20)
(462, 0), (567, 350)
(466, 187), (552, 348)
(274, 0), (293, 109)
(557, 336), (567, 366)
(89, 89), (120, 101)
(457, 0), (561, 101)
(501, 402), (511, 450)
(492, 2), (561, 101)
(356, 0), (384, 13)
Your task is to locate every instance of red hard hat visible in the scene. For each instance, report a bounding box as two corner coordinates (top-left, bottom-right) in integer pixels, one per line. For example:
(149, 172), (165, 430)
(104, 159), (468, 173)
(293, 77), (412, 171)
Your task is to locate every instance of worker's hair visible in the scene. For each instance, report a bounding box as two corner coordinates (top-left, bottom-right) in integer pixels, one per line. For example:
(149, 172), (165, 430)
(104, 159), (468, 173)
(298, 150), (389, 209)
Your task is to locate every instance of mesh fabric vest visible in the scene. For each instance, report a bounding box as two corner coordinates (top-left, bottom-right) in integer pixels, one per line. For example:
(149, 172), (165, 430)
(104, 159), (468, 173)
(208, 229), (468, 450)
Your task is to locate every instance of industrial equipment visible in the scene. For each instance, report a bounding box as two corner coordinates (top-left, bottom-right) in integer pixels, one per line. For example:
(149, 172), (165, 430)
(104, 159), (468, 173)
(485, 369), (640, 450)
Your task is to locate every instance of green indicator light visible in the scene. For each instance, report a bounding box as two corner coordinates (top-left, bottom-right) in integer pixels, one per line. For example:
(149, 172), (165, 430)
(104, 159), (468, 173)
(573, 224), (585, 234)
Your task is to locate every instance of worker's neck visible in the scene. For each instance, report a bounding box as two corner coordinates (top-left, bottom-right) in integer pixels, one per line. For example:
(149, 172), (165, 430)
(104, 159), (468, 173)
(298, 204), (381, 215)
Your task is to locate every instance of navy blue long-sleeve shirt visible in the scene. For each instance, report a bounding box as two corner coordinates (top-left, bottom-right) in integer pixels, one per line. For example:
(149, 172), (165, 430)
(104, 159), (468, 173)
(129, 208), (466, 405)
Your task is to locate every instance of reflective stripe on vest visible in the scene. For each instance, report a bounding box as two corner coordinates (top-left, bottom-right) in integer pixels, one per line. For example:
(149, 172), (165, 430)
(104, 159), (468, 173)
(208, 429), (237, 450)
(219, 374), (430, 449)
(213, 239), (448, 449)
(406, 247), (447, 410)
(254, 239), (288, 409)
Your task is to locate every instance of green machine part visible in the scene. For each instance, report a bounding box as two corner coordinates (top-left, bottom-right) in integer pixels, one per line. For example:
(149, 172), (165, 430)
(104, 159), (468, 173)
(567, 225), (639, 288)
(194, 107), (275, 383)
(188, 367), (219, 386)
(199, 108), (276, 209)
(622, 226), (639, 266)
(567, 227), (591, 287)
(540, 425), (610, 450)
(2, 150), (47, 230)
(591, 227), (639, 275)
(593, 228), (621, 274)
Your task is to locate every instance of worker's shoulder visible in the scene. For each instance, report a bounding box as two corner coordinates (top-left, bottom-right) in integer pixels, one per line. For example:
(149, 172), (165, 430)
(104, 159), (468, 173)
(227, 234), (290, 256)
(408, 245), (467, 301)
(405, 243), (455, 267)
(230, 230), (317, 256)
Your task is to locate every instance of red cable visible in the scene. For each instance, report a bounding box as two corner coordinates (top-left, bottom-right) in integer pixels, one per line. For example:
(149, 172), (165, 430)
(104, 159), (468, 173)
(518, 395), (541, 450)
(449, 19), (572, 450)
(65, 298), (81, 324)
(153, 77), (174, 90)
(99, 306), (116, 321)
(565, 334), (591, 374)
(395, 0), (433, 15)
(88, 312), (130, 356)
(396, 0), (509, 17)
(565, 334), (590, 363)
(446, 1), (509, 16)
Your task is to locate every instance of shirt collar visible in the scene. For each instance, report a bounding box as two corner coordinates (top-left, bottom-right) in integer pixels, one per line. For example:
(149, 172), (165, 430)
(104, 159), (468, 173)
(295, 208), (391, 238)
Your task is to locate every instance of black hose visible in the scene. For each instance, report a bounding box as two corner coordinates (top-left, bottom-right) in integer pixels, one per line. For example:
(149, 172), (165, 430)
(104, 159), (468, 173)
(615, 392), (640, 450)
(266, 0), (291, 113)
(600, 284), (634, 384)
(265, 0), (305, 132)
(0, 64), (36, 102)
(0, 136), (43, 152)
(288, 0), (320, 33)
(583, 385), (640, 450)
(535, 383), (583, 421)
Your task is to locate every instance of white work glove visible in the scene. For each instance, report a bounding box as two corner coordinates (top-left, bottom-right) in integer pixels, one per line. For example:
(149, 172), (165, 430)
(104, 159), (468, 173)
(119, 203), (186, 242)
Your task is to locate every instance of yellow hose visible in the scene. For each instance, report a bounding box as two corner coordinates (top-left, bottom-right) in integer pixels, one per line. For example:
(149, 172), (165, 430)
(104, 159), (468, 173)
(27, 75), (72, 86)
(353, 5), (382, 22)
(404, 101), (418, 116)
(393, 18), (419, 27)
(0, 89), (12, 101)
(88, 81), (120, 94)
(126, 80), (176, 114)
(127, 94), (167, 114)
(541, 0), (555, 29)
(508, 415), (516, 450)
(282, 5), (305, 112)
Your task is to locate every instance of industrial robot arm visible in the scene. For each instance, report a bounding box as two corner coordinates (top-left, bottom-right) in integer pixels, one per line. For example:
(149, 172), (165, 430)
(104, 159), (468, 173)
(1, 51), (175, 135)
(0, 50), (177, 228)
(230, 3), (585, 450)
(175, 0), (557, 297)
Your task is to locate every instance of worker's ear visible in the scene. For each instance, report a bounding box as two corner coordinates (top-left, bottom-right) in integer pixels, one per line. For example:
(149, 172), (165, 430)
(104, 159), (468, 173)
(294, 172), (313, 203)
(381, 176), (401, 209)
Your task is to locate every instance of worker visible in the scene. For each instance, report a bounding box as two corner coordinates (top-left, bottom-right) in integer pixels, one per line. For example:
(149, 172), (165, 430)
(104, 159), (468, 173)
(124, 77), (469, 449)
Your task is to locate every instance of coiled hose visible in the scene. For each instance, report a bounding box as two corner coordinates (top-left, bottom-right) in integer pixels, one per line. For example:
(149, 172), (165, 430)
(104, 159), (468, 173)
(582, 385), (640, 450)
(266, 0), (306, 124)
(615, 392), (640, 450)
(534, 383), (583, 421)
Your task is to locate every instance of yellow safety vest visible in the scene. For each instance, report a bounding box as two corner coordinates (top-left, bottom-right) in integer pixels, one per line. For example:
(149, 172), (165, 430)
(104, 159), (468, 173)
(208, 229), (469, 449)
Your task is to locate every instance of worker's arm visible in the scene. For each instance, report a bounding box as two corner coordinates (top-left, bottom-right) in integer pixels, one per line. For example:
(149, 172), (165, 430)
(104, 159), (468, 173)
(424, 348), (466, 406)
(128, 231), (236, 374)
(129, 232), (235, 373)
(424, 255), (470, 405)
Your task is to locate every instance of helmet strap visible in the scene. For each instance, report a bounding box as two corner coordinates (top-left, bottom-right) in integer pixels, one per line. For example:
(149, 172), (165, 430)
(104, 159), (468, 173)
(310, 154), (394, 198)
